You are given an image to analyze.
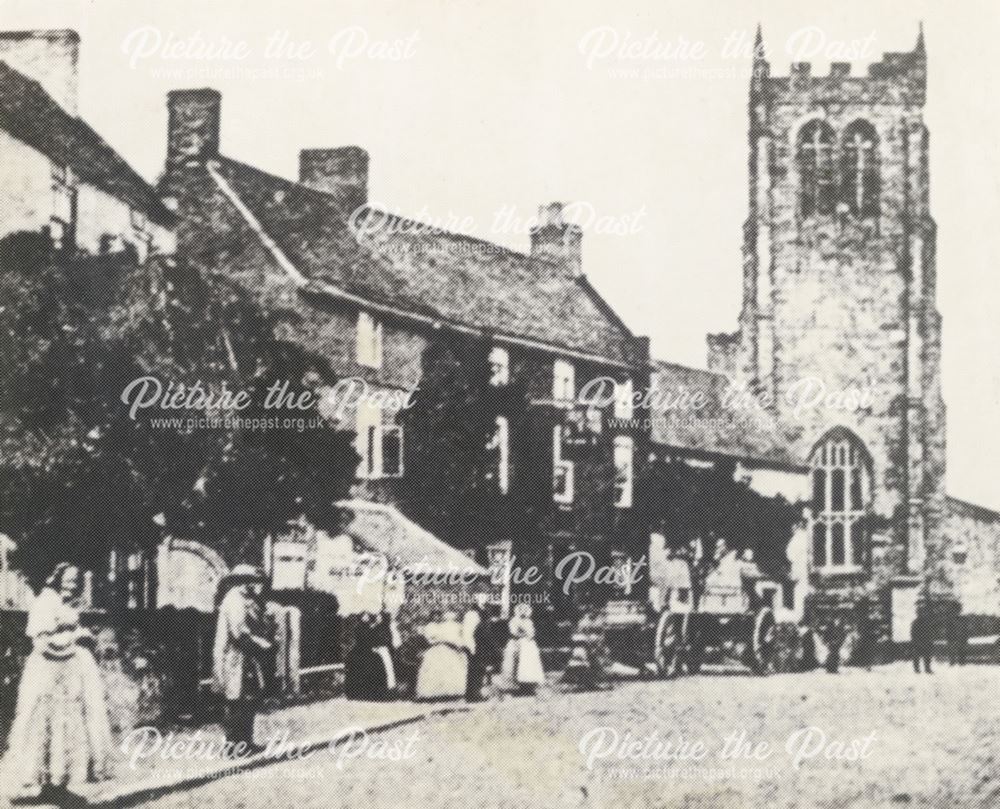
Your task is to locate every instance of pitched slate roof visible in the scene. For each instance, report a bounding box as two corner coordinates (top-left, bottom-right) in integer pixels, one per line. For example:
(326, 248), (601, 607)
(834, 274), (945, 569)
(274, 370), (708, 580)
(204, 155), (644, 367)
(649, 359), (803, 468)
(0, 61), (173, 226)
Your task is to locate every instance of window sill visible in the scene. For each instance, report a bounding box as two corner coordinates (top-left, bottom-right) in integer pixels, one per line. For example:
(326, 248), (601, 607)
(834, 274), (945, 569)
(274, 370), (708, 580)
(814, 565), (864, 576)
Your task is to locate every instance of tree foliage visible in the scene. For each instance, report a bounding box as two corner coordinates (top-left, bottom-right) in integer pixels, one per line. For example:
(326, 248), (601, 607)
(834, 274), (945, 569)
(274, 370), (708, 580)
(399, 336), (498, 554)
(0, 233), (357, 589)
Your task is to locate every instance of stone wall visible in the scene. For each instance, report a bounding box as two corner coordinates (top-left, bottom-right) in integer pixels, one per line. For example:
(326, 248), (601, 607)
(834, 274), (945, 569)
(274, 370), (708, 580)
(945, 497), (1000, 616)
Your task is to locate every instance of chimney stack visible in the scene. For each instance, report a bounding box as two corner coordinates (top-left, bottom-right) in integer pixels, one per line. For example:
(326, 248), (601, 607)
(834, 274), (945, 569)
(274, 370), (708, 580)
(529, 202), (582, 277)
(299, 147), (369, 208)
(166, 88), (221, 166)
(0, 30), (79, 115)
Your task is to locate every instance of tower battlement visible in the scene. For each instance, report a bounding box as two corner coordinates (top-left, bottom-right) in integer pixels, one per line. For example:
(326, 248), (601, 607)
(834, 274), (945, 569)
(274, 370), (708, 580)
(755, 28), (927, 107)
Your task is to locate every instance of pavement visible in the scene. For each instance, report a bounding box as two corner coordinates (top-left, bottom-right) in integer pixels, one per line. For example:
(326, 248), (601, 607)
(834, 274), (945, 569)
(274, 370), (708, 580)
(1, 697), (471, 808)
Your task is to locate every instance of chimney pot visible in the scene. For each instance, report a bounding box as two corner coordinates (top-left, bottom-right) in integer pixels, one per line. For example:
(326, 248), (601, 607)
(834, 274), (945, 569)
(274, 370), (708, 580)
(537, 201), (565, 228)
(530, 201), (582, 278)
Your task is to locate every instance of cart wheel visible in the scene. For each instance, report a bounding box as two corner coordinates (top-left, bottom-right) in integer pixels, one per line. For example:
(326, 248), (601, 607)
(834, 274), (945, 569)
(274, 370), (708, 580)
(654, 611), (684, 678)
(750, 607), (777, 675)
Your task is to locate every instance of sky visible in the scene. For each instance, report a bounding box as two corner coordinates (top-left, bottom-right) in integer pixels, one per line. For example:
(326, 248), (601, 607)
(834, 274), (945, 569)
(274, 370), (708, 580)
(2, 0), (998, 510)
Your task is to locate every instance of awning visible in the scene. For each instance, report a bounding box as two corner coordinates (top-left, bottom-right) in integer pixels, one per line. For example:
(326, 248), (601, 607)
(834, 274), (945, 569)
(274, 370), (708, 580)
(335, 499), (489, 576)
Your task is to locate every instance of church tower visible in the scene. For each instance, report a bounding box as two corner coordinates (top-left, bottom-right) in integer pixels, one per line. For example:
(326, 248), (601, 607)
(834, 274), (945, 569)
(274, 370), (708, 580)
(708, 27), (949, 631)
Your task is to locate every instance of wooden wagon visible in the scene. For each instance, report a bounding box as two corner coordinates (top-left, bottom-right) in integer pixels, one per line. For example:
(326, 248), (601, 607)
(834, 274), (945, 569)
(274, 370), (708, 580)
(564, 552), (783, 683)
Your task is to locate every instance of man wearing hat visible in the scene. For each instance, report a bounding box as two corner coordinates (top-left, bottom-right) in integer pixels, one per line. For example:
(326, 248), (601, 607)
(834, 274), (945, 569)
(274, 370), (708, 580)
(911, 598), (935, 674)
(213, 564), (273, 753)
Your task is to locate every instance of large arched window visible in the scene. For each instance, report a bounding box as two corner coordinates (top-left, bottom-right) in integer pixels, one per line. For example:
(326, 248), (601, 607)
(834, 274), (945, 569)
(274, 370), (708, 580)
(809, 430), (871, 572)
(841, 120), (880, 217)
(797, 120), (836, 217)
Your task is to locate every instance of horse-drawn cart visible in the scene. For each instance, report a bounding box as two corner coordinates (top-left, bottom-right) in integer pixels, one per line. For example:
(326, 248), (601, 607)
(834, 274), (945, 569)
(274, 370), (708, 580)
(564, 551), (784, 683)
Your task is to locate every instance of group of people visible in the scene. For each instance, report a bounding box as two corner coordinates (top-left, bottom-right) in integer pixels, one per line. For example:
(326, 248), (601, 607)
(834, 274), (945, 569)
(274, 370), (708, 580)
(342, 599), (546, 703)
(0, 561), (275, 799)
(12, 558), (970, 800)
(0, 560), (550, 800)
(819, 601), (967, 675)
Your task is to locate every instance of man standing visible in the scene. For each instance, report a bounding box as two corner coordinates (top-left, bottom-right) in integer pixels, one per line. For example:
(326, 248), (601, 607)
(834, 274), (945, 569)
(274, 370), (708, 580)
(213, 564), (273, 754)
(911, 603), (935, 674)
(824, 617), (847, 674)
(463, 594), (497, 702)
(854, 599), (878, 671)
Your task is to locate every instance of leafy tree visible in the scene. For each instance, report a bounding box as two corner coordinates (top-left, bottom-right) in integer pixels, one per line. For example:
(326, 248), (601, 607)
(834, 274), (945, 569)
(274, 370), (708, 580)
(0, 232), (357, 590)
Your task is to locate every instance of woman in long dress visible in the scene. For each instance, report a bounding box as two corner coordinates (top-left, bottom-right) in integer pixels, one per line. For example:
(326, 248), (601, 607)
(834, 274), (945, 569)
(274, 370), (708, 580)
(1, 563), (114, 798)
(415, 611), (468, 700)
(501, 603), (545, 694)
(344, 612), (397, 701)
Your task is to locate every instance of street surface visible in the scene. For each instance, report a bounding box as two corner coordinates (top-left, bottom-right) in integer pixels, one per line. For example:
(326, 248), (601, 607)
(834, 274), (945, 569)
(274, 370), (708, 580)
(118, 663), (1000, 808)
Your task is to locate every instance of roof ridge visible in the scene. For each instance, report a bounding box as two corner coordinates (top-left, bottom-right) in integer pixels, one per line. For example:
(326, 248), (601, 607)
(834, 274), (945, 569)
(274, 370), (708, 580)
(365, 206), (530, 260)
(947, 495), (1000, 522)
(0, 60), (172, 224)
(206, 155), (641, 367)
(652, 357), (727, 380)
(216, 155), (342, 202)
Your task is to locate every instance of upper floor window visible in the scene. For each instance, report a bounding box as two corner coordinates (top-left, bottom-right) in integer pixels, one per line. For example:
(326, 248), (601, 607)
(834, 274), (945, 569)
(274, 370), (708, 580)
(487, 415), (510, 494)
(356, 311), (383, 369)
(355, 401), (403, 479)
(553, 359), (575, 404)
(797, 120), (836, 217)
(841, 120), (880, 218)
(51, 164), (74, 249)
(809, 431), (871, 572)
(614, 378), (634, 420)
(552, 425), (574, 504)
(489, 346), (510, 386)
(613, 435), (634, 508)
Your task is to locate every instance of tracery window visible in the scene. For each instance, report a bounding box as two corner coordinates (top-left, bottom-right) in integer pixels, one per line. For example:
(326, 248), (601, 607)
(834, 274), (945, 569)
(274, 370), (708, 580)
(810, 431), (871, 572)
(841, 120), (880, 217)
(797, 120), (836, 217)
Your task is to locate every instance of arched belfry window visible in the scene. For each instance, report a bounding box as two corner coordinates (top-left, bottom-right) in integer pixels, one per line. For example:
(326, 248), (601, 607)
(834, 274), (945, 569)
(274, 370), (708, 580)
(809, 430), (871, 572)
(797, 120), (836, 217)
(841, 120), (880, 217)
